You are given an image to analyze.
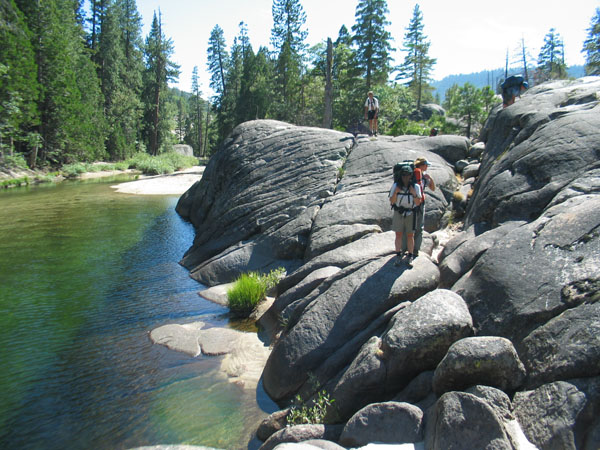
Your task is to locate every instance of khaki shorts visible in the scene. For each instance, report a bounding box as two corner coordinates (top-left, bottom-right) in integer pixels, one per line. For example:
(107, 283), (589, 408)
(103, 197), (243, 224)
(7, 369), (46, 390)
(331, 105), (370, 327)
(392, 211), (415, 234)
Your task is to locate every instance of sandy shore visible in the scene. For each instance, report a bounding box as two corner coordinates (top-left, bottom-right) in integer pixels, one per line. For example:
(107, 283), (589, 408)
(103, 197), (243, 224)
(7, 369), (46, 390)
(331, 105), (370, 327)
(111, 166), (204, 195)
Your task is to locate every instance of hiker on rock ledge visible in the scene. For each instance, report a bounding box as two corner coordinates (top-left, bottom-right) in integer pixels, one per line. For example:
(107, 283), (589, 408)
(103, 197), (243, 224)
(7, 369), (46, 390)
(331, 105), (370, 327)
(364, 91), (379, 136)
(390, 162), (422, 267)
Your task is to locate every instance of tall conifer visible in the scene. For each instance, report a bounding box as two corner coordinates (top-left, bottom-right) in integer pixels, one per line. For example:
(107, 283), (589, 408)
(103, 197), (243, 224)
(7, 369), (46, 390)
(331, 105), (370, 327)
(0, 0), (39, 160)
(536, 28), (567, 82)
(142, 10), (179, 155)
(351, 0), (393, 90)
(582, 8), (600, 75)
(187, 66), (203, 156)
(17, 0), (106, 164)
(270, 0), (308, 122)
(397, 4), (436, 110)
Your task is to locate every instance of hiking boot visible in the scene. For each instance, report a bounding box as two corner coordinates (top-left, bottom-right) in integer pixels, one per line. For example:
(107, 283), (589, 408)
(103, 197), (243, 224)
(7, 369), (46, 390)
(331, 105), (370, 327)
(374, 131), (378, 137)
(406, 253), (415, 268)
(394, 252), (404, 266)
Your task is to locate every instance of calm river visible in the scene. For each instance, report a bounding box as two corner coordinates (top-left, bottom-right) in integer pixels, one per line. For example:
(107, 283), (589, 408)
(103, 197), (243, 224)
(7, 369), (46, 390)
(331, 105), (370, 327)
(0, 176), (275, 449)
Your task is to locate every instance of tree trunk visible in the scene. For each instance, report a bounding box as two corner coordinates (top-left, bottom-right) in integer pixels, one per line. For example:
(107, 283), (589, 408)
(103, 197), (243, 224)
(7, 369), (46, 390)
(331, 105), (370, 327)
(521, 38), (529, 83)
(197, 98), (203, 157)
(203, 102), (210, 157)
(29, 144), (38, 169)
(416, 63), (423, 110)
(323, 38), (333, 129)
(152, 82), (160, 155)
(466, 112), (472, 139)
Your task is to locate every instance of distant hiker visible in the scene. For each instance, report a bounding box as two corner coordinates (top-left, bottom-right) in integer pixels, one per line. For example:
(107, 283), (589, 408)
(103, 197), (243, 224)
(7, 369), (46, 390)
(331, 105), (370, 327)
(390, 162), (422, 267)
(501, 75), (528, 108)
(429, 128), (438, 137)
(413, 157), (435, 256)
(364, 91), (379, 136)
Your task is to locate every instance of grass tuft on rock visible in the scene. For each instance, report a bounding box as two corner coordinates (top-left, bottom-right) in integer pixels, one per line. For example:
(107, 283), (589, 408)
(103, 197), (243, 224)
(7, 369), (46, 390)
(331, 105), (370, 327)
(227, 268), (285, 317)
(227, 273), (266, 317)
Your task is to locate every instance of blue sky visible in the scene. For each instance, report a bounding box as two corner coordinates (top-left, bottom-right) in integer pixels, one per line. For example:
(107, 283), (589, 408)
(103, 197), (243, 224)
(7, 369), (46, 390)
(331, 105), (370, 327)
(133, 0), (599, 95)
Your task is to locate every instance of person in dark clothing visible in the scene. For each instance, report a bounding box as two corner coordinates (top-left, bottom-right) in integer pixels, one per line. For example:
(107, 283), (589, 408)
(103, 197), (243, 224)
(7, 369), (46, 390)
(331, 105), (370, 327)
(501, 75), (528, 108)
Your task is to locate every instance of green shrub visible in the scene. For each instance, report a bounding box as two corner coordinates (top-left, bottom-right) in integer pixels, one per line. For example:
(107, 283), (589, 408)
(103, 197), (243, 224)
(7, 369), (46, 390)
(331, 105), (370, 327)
(162, 152), (198, 171)
(260, 267), (286, 293)
(389, 118), (429, 136)
(287, 390), (335, 425)
(125, 153), (151, 169)
(1, 176), (29, 188)
(62, 163), (90, 178)
(124, 152), (198, 175)
(2, 154), (28, 170)
(113, 161), (130, 171)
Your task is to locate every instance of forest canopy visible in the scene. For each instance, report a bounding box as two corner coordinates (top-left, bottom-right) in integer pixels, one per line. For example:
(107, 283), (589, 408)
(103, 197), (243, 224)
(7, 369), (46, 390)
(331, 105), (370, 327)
(1, 1), (598, 169)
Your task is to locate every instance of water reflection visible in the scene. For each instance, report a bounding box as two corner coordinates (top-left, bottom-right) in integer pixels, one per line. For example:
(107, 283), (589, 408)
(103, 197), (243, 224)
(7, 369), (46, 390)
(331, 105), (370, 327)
(0, 178), (275, 449)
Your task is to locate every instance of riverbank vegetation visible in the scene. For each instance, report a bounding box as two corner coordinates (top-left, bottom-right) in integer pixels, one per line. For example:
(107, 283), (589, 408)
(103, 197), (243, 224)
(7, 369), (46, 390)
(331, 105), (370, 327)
(2, 1), (599, 172)
(0, 152), (199, 188)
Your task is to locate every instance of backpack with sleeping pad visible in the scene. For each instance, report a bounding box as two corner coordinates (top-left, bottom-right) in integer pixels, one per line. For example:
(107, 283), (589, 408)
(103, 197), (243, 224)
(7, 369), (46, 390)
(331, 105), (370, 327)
(391, 160), (419, 214)
(393, 160), (417, 184)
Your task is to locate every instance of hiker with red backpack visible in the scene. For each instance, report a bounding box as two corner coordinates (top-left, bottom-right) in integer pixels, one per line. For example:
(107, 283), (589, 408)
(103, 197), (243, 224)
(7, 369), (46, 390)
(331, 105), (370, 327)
(389, 162), (422, 267)
(413, 157), (436, 256)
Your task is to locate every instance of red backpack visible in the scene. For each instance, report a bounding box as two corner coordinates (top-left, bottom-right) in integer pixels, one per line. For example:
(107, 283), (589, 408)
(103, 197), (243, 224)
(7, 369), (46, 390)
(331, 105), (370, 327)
(414, 167), (425, 201)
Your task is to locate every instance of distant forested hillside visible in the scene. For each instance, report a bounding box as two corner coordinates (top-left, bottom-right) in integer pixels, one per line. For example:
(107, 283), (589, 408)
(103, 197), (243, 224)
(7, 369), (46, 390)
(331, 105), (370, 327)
(432, 65), (585, 101)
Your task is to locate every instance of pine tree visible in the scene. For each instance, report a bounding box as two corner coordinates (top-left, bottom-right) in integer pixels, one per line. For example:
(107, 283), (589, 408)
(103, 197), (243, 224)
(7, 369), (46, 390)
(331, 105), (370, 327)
(332, 25), (362, 130)
(237, 21), (251, 61)
(237, 46), (273, 123)
(221, 24), (245, 136)
(17, 0), (106, 165)
(351, 0), (393, 90)
(231, 22), (255, 124)
(536, 28), (567, 83)
(270, 0), (308, 55)
(97, 1), (129, 158)
(397, 4), (436, 110)
(270, 0), (308, 122)
(206, 24), (231, 145)
(175, 96), (187, 143)
(323, 37), (333, 129)
(582, 8), (600, 76)
(444, 82), (485, 139)
(207, 24), (228, 103)
(142, 10), (179, 155)
(0, 0), (39, 160)
(186, 66), (203, 156)
(113, 0), (144, 158)
(87, 0), (105, 52)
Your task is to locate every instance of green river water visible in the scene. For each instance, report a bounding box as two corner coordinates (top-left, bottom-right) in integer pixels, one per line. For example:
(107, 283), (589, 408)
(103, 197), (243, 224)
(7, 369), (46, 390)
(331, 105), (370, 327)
(0, 176), (276, 450)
